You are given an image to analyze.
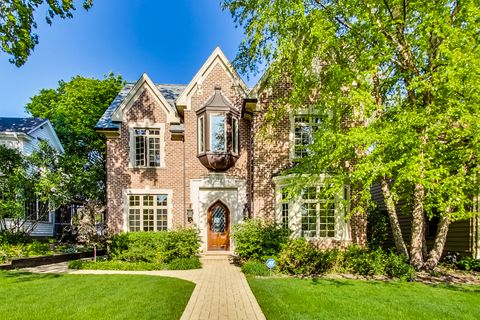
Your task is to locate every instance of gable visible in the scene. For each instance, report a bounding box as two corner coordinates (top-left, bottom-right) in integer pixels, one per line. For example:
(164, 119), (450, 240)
(111, 73), (181, 124)
(176, 47), (249, 111)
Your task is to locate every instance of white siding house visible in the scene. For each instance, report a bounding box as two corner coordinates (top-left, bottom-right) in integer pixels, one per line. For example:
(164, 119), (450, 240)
(0, 117), (64, 237)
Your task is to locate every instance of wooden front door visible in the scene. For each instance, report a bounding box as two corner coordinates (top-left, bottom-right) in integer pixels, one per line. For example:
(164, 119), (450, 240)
(207, 201), (230, 251)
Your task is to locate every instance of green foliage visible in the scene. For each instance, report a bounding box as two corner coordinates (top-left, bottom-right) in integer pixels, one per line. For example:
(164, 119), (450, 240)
(224, 0), (480, 269)
(367, 208), (388, 248)
(0, 241), (53, 264)
(109, 229), (200, 264)
(26, 74), (124, 203)
(241, 260), (271, 276)
(232, 219), (290, 261)
(456, 257), (480, 272)
(167, 257), (202, 270)
(68, 256), (202, 271)
(0, 1), (93, 66)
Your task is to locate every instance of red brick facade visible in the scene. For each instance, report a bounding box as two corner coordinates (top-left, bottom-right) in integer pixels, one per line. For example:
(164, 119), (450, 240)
(100, 48), (366, 248)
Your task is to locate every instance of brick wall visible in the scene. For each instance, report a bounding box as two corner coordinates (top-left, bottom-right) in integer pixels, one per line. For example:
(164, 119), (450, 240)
(105, 63), (250, 234)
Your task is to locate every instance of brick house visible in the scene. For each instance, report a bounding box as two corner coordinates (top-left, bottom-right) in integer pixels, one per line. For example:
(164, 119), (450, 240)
(95, 47), (363, 252)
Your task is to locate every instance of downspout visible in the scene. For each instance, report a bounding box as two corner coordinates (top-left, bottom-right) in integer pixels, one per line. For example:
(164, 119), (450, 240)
(183, 134), (186, 227)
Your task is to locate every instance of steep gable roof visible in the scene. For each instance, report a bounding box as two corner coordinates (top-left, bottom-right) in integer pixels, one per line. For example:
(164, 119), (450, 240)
(95, 80), (186, 130)
(176, 47), (249, 110)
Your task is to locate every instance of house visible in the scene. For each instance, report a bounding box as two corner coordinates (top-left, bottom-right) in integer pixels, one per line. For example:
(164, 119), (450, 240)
(95, 47), (363, 252)
(0, 117), (64, 237)
(95, 47), (479, 257)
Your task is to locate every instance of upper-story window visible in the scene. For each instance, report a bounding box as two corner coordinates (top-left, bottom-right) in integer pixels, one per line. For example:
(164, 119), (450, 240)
(293, 115), (321, 159)
(131, 126), (164, 168)
(210, 113), (226, 152)
(196, 86), (240, 171)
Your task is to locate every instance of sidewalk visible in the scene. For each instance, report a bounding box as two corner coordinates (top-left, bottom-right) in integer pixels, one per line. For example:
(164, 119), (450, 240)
(21, 255), (266, 320)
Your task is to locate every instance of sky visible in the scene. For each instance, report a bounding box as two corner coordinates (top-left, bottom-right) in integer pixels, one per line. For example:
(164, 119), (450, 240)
(0, 1), (259, 118)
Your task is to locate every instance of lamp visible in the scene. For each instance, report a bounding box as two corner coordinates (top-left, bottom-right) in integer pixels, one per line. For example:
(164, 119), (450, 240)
(186, 204), (194, 223)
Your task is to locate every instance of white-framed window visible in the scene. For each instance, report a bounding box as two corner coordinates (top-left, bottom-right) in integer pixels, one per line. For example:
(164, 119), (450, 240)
(232, 117), (239, 154)
(274, 178), (350, 241)
(128, 194), (169, 232)
(300, 187), (336, 238)
(210, 113), (226, 152)
(293, 115), (321, 159)
(198, 115), (205, 154)
(129, 123), (165, 168)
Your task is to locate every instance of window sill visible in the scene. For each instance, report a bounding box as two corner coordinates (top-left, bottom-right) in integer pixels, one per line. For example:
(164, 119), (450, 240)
(128, 166), (167, 170)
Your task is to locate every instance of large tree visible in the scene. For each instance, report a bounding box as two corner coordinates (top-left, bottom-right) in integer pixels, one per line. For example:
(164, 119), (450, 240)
(0, 0), (93, 66)
(224, 0), (480, 269)
(26, 74), (124, 203)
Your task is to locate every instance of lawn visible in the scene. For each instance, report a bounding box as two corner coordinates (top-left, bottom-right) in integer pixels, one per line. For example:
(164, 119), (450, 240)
(248, 277), (480, 320)
(0, 271), (195, 320)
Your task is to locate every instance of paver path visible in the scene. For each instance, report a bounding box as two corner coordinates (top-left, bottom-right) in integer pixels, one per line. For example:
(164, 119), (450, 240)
(21, 255), (266, 320)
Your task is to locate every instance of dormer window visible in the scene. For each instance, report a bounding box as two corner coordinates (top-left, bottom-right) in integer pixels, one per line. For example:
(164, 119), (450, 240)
(196, 86), (240, 171)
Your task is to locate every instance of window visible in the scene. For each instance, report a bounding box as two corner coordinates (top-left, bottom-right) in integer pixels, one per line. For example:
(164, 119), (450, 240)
(133, 128), (161, 167)
(293, 115), (321, 159)
(281, 188), (289, 229)
(25, 199), (50, 222)
(210, 114), (226, 152)
(128, 194), (169, 231)
(198, 116), (205, 154)
(232, 118), (239, 154)
(301, 187), (336, 238)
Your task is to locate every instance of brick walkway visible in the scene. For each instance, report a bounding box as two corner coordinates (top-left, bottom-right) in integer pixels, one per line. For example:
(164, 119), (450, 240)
(21, 255), (266, 320)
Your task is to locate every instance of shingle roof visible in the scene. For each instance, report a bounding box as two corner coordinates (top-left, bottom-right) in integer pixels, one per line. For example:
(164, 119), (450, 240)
(0, 117), (47, 134)
(95, 83), (186, 130)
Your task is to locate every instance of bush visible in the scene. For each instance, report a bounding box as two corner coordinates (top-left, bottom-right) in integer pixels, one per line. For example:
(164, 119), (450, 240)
(232, 219), (290, 261)
(384, 251), (415, 279)
(0, 231), (30, 245)
(109, 229), (200, 264)
(277, 238), (341, 276)
(456, 257), (480, 271)
(167, 257), (202, 270)
(68, 256), (202, 271)
(241, 260), (271, 276)
(0, 240), (53, 264)
(343, 246), (386, 276)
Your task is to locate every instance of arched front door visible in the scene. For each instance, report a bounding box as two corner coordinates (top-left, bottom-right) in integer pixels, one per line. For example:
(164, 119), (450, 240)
(207, 201), (230, 251)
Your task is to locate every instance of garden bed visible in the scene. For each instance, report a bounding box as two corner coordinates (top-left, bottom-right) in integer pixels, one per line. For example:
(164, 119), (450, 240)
(0, 250), (105, 270)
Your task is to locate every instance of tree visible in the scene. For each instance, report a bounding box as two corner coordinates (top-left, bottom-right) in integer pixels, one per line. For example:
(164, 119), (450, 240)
(0, 0), (93, 66)
(0, 142), (68, 237)
(224, 0), (480, 269)
(26, 74), (124, 204)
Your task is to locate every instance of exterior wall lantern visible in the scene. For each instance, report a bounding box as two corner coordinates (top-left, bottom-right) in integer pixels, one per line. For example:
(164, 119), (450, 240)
(196, 86), (240, 171)
(186, 205), (194, 223)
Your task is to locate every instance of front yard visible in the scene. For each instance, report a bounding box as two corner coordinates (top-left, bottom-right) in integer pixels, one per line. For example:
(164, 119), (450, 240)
(248, 277), (480, 320)
(0, 271), (194, 320)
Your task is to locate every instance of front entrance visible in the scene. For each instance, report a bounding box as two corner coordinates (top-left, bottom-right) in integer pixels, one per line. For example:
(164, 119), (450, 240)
(207, 201), (230, 251)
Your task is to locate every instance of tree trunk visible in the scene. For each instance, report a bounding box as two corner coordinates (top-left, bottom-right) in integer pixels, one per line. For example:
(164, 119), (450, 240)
(410, 183), (426, 270)
(381, 177), (409, 257)
(93, 245), (97, 262)
(424, 214), (451, 270)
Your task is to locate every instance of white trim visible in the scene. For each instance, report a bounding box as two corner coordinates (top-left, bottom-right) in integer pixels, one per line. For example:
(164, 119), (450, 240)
(190, 173), (247, 252)
(273, 175), (350, 241)
(176, 47), (249, 110)
(128, 122), (166, 169)
(123, 188), (174, 232)
(112, 73), (181, 124)
(28, 120), (64, 153)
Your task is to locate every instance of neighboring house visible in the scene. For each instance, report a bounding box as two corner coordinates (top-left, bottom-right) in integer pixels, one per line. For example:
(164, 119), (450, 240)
(95, 47), (479, 257)
(0, 117), (64, 237)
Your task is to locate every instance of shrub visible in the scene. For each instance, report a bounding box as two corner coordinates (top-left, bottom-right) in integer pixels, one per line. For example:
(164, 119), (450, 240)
(68, 259), (166, 271)
(241, 260), (271, 276)
(277, 238), (321, 276)
(367, 208), (388, 248)
(109, 229), (200, 264)
(167, 257), (202, 270)
(456, 257), (480, 272)
(344, 246), (386, 276)
(384, 251), (415, 279)
(0, 231), (29, 245)
(232, 219), (290, 261)
(24, 241), (52, 256)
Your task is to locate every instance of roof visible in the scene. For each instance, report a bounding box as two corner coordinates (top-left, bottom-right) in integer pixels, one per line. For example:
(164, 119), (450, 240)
(95, 83), (186, 130)
(0, 117), (48, 134)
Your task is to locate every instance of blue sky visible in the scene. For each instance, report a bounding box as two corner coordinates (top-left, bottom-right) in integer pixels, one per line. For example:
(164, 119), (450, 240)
(0, 1), (258, 117)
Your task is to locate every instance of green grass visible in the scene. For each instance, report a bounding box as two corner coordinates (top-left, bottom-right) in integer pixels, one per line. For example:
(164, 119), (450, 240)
(248, 277), (480, 320)
(0, 271), (195, 320)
